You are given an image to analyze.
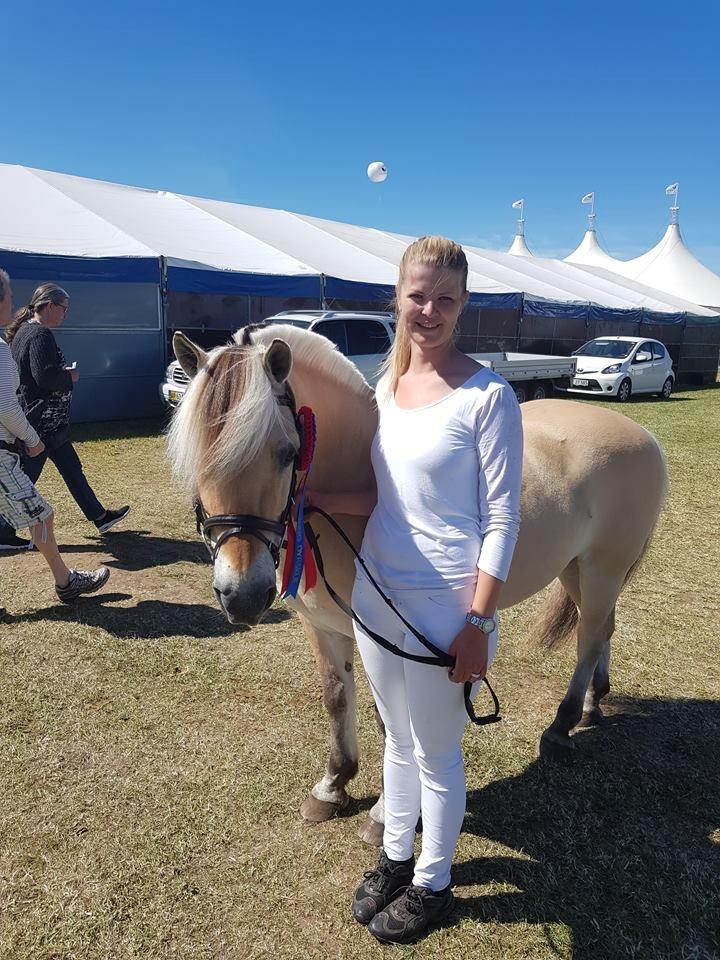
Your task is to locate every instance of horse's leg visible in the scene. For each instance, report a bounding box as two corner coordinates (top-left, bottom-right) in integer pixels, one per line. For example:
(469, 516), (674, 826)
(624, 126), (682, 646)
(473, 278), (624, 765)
(358, 704), (385, 847)
(300, 623), (359, 822)
(579, 610), (613, 727)
(539, 563), (623, 759)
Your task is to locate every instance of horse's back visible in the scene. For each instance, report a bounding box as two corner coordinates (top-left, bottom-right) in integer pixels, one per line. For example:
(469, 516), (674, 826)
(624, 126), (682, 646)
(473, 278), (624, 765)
(501, 399), (667, 608)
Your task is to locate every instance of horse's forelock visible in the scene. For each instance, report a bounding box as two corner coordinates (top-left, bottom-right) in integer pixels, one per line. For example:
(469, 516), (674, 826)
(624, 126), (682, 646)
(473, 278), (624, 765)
(167, 340), (290, 490)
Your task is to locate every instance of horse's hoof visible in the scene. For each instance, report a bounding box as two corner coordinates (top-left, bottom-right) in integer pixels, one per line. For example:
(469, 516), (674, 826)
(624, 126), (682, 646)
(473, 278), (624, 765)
(578, 707), (605, 728)
(358, 815), (384, 847)
(301, 793), (349, 823)
(538, 730), (576, 760)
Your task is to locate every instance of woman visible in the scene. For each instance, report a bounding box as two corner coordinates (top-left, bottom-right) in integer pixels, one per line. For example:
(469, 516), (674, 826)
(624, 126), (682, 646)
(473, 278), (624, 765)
(0, 283), (129, 547)
(310, 237), (523, 944)
(0, 269), (111, 604)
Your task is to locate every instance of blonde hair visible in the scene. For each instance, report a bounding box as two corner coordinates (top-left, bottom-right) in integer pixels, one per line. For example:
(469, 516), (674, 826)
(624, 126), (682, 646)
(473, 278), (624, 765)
(380, 236), (468, 398)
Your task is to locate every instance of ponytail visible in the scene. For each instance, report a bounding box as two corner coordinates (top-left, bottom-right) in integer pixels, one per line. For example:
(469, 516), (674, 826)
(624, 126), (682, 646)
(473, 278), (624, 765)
(5, 305), (32, 344)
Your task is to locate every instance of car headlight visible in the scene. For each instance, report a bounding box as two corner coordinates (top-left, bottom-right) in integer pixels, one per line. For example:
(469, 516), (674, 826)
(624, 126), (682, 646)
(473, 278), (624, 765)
(601, 363), (622, 374)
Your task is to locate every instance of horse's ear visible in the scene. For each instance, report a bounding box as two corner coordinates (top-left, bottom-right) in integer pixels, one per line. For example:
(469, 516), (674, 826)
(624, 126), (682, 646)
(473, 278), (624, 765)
(173, 332), (208, 379)
(263, 338), (292, 385)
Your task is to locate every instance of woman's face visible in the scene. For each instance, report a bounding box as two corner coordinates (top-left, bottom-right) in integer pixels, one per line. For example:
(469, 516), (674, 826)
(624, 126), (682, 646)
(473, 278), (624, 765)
(41, 300), (69, 328)
(397, 263), (468, 352)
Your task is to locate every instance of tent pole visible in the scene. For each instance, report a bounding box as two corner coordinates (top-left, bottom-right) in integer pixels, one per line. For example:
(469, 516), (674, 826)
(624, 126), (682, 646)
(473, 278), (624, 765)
(159, 256), (169, 367)
(320, 274), (327, 310)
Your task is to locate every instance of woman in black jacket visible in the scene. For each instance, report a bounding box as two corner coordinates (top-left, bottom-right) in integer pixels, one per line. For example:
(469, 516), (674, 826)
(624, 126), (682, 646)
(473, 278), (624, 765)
(0, 283), (129, 547)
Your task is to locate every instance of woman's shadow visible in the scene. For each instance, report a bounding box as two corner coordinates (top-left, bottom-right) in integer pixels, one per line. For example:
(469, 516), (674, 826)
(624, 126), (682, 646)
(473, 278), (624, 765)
(456, 696), (720, 959)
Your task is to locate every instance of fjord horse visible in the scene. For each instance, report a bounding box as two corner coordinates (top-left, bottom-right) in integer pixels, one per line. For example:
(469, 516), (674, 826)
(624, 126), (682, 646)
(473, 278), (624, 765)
(167, 325), (667, 846)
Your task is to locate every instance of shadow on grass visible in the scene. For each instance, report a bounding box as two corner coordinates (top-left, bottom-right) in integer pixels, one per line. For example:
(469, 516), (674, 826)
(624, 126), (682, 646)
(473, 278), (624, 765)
(60, 529), (208, 570)
(71, 417), (168, 443)
(6, 594), (292, 639)
(457, 696), (720, 959)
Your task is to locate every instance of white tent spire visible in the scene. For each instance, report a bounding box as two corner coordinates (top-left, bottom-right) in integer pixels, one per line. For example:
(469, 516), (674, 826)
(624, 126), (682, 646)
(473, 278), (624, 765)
(665, 182), (680, 224)
(581, 192), (596, 232)
(565, 193), (623, 270)
(507, 198), (534, 256)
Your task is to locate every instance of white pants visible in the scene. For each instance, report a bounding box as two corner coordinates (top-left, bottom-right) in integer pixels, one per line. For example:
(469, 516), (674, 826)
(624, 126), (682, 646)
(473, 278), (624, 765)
(352, 571), (499, 891)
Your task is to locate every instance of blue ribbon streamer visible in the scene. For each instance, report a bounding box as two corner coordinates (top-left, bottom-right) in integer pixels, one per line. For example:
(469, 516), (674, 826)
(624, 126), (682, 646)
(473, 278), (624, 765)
(282, 467), (311, 600)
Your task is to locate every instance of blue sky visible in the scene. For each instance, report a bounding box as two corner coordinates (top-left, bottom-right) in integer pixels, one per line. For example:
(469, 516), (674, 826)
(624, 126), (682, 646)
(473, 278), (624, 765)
(5, 0), (720, 269)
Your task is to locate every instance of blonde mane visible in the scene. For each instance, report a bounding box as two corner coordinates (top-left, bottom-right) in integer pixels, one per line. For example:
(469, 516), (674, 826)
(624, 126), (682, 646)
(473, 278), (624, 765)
(167, 324), (371, 491)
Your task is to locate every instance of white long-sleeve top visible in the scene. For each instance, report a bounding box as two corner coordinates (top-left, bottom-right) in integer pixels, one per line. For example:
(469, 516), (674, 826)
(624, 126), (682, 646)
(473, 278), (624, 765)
(0, 336), (40, 447)
(361, 367), (523, 591)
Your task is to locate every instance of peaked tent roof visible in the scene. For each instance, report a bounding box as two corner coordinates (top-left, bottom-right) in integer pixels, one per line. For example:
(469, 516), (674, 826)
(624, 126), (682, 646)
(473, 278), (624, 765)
(0, 163), (716, 316)
(565, 229), (625, 271)
(507, 234), (534, 257)
(611, 224), (720, 310)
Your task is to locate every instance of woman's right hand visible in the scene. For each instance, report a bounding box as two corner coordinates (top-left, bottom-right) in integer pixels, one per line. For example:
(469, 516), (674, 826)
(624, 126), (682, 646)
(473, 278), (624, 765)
(70, 369), (80, 383)
(25, 439), (46, 458)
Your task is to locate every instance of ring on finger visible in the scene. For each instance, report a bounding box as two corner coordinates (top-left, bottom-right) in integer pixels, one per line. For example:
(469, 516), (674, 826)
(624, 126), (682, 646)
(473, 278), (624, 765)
(470, 672), (483, 681)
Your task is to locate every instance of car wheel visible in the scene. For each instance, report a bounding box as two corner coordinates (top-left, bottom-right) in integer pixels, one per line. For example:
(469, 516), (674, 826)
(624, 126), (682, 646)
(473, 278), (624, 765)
(531, 381), (549, 401)
(513, 383), (528, 404)
(660, 377), (673, 400)
(616, 378), (632, 403)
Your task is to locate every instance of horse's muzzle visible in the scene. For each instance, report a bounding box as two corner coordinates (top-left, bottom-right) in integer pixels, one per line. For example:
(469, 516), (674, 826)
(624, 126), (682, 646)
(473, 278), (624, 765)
(213, 582), (277, 625)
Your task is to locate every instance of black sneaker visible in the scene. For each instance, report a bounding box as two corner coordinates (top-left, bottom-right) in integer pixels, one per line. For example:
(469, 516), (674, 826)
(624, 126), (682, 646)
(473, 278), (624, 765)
(352, 851), (415, 925)
(56, 567), (111, 603)
(367, 883), (454, 944)
(95, 506), (130, 534)
(0, 532), (32, 551)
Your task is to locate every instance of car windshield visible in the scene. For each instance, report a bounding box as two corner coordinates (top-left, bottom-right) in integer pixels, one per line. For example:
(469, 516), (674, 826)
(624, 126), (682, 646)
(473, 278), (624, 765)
(574, 339), (634, 359)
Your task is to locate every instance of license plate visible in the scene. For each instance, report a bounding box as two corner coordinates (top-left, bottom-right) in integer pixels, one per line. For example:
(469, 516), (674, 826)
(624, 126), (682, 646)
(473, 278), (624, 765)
(572, 378), (589, 386)
(169, 389), (181, 403)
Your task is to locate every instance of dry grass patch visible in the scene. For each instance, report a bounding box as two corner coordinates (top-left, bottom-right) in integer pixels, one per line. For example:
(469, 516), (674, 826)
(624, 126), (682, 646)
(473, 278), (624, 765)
(1, 390), (719, 959)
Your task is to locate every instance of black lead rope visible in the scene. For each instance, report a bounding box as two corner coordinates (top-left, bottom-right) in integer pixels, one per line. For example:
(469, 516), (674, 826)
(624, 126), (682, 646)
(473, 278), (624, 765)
(303, 507), (501, 727)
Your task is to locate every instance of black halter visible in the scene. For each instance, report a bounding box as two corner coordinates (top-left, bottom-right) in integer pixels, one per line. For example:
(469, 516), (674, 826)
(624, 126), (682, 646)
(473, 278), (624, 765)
(194, 392), (299, 568)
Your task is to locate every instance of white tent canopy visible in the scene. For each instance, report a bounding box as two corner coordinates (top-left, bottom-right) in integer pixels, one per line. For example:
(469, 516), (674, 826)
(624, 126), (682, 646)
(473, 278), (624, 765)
(611, 224), (720, 310)
(0, 163), (716, 316)
(507, 234), (534, 257)
(565, 229), (625, 271)
(565, 222), (720, 312)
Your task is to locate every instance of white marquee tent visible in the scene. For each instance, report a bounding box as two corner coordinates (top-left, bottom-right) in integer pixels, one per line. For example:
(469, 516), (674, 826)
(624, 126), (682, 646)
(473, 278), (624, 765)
(1, 164), (717, 419)
(565, 223), (720, 312)
(1, 164), (715, 316)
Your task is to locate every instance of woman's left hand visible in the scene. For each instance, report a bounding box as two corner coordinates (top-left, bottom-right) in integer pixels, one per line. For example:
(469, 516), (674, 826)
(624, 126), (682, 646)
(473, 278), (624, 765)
(448, 624), (489, 684)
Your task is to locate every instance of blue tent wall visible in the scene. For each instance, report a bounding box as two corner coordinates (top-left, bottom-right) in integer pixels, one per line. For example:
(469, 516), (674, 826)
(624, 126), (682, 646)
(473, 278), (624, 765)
(2, 250), (717, 422)
(2, 252), (165, 422)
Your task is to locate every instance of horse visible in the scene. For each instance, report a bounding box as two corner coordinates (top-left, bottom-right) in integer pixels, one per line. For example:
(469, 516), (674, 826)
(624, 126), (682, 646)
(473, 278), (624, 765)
(167, 323), (668, 847)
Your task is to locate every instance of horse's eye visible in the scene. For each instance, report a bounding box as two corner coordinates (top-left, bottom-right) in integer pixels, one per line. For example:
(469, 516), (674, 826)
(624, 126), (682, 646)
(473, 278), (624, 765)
(280, 445), (297, 468)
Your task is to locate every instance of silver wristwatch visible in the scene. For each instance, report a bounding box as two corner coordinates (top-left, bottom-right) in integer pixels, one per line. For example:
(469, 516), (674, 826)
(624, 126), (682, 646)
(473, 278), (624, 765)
(465, 612), (497, 634)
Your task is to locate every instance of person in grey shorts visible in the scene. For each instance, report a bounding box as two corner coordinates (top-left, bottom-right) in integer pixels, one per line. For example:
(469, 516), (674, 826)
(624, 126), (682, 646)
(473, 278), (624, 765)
(0, 269), (110, 610)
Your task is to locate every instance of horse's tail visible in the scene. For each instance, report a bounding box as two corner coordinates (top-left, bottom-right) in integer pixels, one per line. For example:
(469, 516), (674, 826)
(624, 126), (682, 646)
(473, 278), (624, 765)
(534, 581), (579, 651)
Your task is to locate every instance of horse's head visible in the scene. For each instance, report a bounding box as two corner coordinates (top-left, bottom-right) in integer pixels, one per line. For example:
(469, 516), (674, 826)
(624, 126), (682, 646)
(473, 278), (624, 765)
(167, 330), (301, 625)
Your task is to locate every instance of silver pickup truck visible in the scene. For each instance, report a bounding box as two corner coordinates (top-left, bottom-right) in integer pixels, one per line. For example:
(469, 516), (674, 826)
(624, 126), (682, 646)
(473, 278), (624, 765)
(160, 310), (576, 406)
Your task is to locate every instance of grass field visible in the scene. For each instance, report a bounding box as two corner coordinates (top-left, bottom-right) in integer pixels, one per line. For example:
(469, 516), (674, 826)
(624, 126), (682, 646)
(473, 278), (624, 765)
(1, 386), (718, 960)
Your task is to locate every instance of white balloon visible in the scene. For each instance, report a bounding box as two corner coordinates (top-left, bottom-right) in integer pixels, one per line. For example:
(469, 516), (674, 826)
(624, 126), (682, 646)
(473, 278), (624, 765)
(367, 161), (388, 183)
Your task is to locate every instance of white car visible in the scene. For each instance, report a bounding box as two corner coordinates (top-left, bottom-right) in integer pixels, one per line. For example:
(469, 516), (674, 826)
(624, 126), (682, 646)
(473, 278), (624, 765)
(566, 336), (675, 402)
(160, 311), (395, 407)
